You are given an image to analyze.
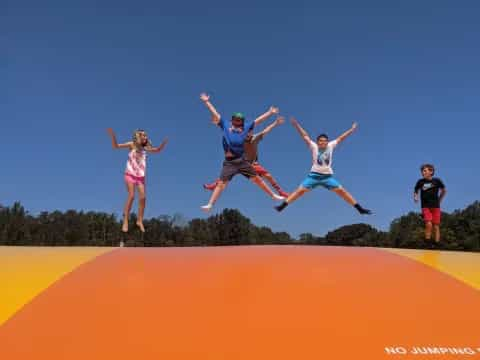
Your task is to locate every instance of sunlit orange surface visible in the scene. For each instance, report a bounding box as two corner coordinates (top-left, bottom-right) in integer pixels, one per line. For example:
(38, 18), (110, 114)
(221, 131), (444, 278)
(1, 246), (479, 359)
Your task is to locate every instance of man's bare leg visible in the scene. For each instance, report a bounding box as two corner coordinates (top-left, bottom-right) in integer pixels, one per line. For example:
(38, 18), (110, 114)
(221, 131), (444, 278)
(250, 176), (284, 201)
(201, 180), (228, 212)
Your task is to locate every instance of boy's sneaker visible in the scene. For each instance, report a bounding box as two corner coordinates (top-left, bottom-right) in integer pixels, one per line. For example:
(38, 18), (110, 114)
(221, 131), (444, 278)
(359, 208), (373, 215)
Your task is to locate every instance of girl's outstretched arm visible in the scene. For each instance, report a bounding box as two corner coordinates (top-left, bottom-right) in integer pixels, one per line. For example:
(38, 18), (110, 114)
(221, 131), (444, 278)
(107, 128), (132, 149)
(146, 138), (169, 153)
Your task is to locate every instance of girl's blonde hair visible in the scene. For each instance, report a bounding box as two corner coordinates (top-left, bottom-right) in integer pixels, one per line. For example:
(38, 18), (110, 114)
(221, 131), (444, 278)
(132, 129), (152, 148)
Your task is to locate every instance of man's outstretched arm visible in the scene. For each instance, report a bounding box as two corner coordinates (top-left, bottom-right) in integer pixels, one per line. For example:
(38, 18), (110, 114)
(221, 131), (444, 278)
(200, 93), (221, 125)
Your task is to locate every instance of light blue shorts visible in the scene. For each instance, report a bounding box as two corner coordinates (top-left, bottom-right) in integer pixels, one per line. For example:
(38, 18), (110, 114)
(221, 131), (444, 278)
(301, 172), (342, 190)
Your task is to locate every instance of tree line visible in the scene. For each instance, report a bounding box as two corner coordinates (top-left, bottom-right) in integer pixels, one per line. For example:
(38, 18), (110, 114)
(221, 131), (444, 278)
(0, 201), (479, 251)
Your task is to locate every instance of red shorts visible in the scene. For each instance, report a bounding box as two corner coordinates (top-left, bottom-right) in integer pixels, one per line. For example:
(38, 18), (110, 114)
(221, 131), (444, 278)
(422, 208), (441, 225)
(253, 163), (269, 177)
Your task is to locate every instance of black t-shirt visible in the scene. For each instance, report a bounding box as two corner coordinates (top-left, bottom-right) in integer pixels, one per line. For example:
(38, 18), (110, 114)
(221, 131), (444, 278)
(414, 177), (445, 208)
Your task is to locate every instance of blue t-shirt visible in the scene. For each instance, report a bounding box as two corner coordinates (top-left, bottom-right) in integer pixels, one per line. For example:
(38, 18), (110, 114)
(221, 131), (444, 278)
(218, 118), (255, 157)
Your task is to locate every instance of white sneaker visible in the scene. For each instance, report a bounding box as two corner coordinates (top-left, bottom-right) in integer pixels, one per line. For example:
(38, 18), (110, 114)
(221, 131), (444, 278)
(201, 204), (213, 212)
(272, 194), (285, 201)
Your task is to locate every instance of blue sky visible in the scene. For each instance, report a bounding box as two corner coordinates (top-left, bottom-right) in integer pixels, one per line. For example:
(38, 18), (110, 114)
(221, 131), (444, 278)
(4, 0), (480, 237)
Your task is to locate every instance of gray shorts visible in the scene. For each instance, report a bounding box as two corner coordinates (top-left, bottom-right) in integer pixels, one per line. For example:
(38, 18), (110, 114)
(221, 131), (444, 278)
(220, 158), (257, 181)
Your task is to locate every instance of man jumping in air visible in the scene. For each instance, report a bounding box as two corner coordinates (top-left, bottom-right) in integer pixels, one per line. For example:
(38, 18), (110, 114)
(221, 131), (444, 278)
(200, 93), (285, 212)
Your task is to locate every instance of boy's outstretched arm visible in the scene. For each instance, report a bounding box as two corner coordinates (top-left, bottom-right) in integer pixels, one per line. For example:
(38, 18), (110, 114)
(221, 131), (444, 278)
(414, 181), (421, 202)
(200, 93), (221, 125)
(290, 117), (312, 146)
(254, 106), (279, 126)
(335, 122), (358, 145)
(146, 138), (169, 153)
(260, 116), (285, 137)
(439, 187), (447, 203)
(107, 128), (132, 149)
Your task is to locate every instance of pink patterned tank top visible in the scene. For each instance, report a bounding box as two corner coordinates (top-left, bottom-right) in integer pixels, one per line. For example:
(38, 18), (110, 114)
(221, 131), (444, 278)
(125, 149), (147, 178)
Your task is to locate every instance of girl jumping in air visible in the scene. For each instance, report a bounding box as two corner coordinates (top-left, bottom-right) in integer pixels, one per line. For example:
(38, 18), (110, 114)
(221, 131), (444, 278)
(107, 128), (168, 233)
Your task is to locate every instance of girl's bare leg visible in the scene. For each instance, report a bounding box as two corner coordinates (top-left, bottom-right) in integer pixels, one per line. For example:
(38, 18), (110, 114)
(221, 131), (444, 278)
(136, 184), (146, 232)
(123, 180), (135, 232)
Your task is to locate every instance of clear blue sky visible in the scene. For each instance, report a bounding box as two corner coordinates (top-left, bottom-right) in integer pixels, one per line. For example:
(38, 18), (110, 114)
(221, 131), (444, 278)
(4, 0), (480, 237)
